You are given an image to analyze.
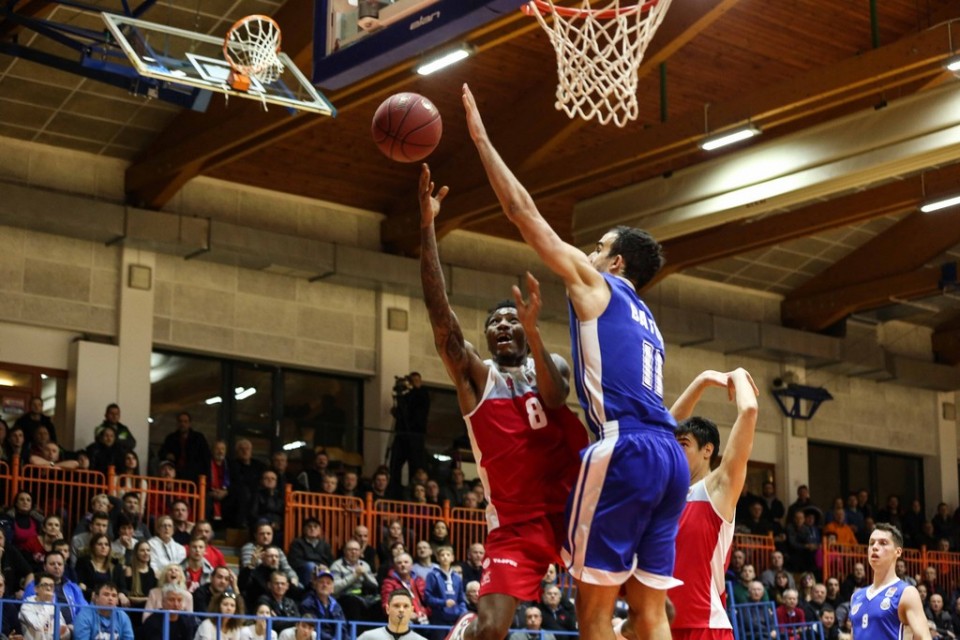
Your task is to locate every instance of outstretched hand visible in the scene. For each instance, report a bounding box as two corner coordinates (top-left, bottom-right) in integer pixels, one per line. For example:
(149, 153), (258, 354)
(697, 370), (729, 391)
(419, 163), (448, 228)
(462, 84), (488, 144)
(512, 272), (543, 336)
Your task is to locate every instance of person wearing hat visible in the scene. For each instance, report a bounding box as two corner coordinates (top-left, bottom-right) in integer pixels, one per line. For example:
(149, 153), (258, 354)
(299, 570), (345, 640)
(288, 519), (334, 587)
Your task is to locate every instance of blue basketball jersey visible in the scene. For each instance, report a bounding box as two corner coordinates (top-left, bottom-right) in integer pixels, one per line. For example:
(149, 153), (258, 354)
(568, 273), (676, 438)
(850, 580), (908, 640)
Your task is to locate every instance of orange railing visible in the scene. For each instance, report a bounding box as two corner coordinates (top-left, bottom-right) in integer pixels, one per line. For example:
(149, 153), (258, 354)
(282, 491), (488, 558)
(2, 458), (206, 537)
(733, 532), (776, 570)
(926, 549), (960, 592)
(115, 473), (207, 524)
(0, 460), (11, 504)
(823, 540), (928, 583)
(283, 488), (365, 555)
(368, 498), (443, 551)
(447, 506), (487, 561)
(18, 464), (108, 531)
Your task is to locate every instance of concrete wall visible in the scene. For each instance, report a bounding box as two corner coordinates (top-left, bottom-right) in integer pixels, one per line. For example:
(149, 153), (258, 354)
(0, 134), (955, 505)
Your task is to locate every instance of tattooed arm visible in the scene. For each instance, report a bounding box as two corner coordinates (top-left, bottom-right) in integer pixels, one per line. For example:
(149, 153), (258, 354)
(419, 164), (490, 415)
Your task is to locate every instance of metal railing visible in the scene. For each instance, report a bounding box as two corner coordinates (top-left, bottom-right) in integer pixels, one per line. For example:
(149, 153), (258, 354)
(0, 599), (579, 640)
(0, 458), (206, 537)
(730, 601), (825, 640)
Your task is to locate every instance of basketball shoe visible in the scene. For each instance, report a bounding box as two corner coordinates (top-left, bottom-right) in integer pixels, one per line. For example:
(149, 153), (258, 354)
(443, 613), (477, 640)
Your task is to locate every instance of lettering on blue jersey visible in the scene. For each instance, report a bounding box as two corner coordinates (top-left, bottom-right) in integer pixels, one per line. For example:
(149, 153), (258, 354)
(629, 303), (664, 344)
(631, 303), (649, 329)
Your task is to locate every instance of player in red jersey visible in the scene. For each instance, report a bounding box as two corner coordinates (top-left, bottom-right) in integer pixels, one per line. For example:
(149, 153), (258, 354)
(418, 164), (588, 640)
(616, 368), (757, 640)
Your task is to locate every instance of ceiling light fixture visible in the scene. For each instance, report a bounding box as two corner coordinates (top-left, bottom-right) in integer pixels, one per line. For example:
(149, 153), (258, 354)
(920, 193), (960, 213)
(416, 45), (472, 76)
(700, 124), (762, 151)
(946, 55), (960, 74)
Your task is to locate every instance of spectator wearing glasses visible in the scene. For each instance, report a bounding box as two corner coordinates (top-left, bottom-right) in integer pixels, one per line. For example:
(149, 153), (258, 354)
(22, 552), (85, 626)
(20, 573), (70, 640)
(147, 516), (185, 575)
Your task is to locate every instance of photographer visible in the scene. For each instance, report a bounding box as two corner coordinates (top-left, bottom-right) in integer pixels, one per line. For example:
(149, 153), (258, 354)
(389, 372), (430, 489)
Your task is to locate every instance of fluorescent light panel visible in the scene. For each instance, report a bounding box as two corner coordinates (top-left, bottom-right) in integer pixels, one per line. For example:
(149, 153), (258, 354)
(700, 124), (761, 151)
(921, 193), (960, 213)
(417, 47), (470, 76)
(946, 55), (960, 73)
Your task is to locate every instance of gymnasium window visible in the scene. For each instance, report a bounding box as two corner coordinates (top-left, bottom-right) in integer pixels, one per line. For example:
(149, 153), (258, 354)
(149, 350), (363, 470)
(808, 441), (923, 508)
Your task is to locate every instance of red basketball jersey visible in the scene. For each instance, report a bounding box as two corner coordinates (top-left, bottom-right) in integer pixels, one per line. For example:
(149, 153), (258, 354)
(670, 479), (735, 630)
(464, 358), (588, 530)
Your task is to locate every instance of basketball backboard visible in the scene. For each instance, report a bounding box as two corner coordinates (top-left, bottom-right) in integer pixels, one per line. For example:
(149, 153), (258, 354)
(102, 12), (336, 116)
(313, 0), (527, 90)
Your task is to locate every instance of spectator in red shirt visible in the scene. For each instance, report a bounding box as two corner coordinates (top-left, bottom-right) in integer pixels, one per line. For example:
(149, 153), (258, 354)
(776, 588), (806, 640)
(380, 553), (429, 624)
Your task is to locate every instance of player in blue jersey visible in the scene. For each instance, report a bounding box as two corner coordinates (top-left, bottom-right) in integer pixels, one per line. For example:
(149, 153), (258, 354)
(850, 523), (930, 640)
(462, 84), (688, 640)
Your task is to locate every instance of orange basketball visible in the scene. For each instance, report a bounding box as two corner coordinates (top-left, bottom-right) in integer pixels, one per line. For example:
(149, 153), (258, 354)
(371, 92), (442, 163)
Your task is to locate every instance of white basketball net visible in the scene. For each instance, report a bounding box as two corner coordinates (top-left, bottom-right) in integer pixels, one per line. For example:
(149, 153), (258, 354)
(224, 15), (285, 85)
(528, 0), (673, 127)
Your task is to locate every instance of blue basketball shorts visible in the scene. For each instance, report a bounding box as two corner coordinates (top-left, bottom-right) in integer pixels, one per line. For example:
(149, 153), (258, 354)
(562, 422), (688, 587)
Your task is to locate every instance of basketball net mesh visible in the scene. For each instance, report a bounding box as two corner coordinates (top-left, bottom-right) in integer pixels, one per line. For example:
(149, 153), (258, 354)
(224, 16), (284, 84)
(529, 0), (673, 127)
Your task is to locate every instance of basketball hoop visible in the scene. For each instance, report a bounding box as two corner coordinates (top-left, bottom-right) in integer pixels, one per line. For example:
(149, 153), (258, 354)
(524, 0), (673, 127)
(223, 15), (285, 92)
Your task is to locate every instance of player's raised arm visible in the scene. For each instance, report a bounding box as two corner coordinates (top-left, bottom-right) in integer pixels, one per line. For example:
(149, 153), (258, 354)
(419, 164), (487, 412)
(512, 272), (569, 409)
(462, 84), (606, 311)
(899, 586), (933, 640)
(708, 368), (759, 519)
(669, 370), (729, 422)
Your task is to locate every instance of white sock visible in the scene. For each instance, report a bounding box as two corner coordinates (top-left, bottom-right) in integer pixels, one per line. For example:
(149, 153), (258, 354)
(612, 618), (629, 640)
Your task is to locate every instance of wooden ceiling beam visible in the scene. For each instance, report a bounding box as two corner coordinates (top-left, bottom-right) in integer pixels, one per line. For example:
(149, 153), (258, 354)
(781, 201), (960, 330)
(124, 0), (318, 207)
(788, 173), (960, 301)
(780, 264), (953, 333)
(653, 175), (939, 285)
(381, 0), (744, 255)
(125, 2), (534, 209)
(434, 20), (960, 233)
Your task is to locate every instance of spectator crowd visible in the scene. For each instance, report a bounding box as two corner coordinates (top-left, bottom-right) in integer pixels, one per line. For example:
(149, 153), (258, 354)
(6, 399), (960, 640)
(732, 482), (960, 640)
(0, 401), (577, 640)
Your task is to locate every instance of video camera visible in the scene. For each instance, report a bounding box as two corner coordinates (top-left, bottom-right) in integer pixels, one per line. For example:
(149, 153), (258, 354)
(393, 375), (412, 398)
